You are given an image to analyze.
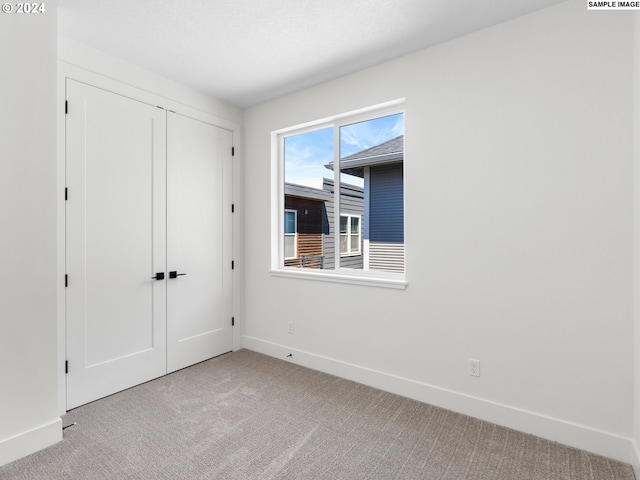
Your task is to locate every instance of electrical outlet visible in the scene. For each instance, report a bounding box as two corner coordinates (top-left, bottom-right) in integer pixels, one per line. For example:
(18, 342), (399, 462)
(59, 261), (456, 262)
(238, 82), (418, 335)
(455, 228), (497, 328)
(469, 359), (480, 377)
(288, 321), (294, 335)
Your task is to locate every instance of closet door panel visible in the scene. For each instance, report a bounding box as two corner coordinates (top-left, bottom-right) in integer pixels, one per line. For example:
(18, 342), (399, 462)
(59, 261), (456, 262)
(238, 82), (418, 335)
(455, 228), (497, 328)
(65, 80), (167, 409)
(167, 113), (233, 373)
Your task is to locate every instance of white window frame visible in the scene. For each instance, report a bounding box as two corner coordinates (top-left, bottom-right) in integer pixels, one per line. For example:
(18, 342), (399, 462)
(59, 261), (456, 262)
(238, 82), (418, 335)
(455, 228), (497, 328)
(340, 214), (361, 256)
(270, 99), (407, 289)
(284, 209), (297, 260)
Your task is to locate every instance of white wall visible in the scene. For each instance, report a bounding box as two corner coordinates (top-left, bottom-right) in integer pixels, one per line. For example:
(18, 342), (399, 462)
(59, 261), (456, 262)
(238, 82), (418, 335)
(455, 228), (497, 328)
(0, 6), (62, 466)
(633, 11), (640, 477)
(243, 0), (634, 463)
(58, 36), (243, 126)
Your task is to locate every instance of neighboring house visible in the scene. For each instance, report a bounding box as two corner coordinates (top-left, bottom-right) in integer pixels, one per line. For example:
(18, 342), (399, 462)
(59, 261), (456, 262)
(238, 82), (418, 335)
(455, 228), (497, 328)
(285, 134), (404, 273)
(284, 182), (329, 269)
(284, 179), (364, 270)
(329, 135), (405, 273)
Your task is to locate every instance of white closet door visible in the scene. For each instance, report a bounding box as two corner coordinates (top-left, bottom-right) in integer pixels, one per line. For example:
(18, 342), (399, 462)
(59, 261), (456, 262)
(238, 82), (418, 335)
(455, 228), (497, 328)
(65, 80), (167, 409)
(166, 112), (233, 373)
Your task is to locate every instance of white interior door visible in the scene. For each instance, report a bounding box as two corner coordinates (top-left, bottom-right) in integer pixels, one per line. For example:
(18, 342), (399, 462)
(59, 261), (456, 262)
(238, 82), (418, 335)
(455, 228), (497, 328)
(166, 112), (233, 373)
(65, 80), (167, 409)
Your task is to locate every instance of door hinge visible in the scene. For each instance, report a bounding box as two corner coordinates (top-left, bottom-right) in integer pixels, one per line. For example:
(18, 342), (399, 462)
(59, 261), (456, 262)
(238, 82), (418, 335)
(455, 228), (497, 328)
(65, 274), (68, 287)
(65, 100), (68, 114)
(231, 317), (235, 327)
(65, 187), (68, 201)
(231, 147), (235, 157)
(231, 261), (235, 270)
(65, 361), (68, 374)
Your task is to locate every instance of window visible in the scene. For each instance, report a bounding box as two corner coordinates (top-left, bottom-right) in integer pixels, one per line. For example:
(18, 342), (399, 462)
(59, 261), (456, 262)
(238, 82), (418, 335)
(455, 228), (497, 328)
(284, 209), (297, 259)
(273, 100), (406, 288)
(340, 215), (361, 256)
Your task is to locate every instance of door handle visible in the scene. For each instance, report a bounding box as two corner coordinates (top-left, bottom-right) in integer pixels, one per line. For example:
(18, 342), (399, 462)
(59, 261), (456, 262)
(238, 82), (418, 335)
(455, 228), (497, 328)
(169, 271), (187, 279)
(152, 272), (165, 280)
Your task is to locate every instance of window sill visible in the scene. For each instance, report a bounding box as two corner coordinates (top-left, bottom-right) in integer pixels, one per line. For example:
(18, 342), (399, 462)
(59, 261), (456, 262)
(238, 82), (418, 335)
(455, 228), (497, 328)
(270, 267), (407, 289)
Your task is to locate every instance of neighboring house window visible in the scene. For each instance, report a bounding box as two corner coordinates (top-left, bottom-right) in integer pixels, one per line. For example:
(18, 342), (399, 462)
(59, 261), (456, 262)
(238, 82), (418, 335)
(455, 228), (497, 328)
(273, 100), (406, 288)
(284, 209), (297, 259)
(340, 215), (361, 256)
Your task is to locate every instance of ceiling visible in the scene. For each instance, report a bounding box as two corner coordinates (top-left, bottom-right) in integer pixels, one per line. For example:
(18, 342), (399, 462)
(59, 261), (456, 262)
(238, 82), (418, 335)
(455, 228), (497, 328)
(56, 0), (565, 108)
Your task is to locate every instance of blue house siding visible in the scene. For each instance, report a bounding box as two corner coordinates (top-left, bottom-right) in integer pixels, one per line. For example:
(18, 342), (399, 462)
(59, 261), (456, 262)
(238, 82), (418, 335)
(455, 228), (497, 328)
(325, 135), (404, 272)
(368, 163), (404, 243)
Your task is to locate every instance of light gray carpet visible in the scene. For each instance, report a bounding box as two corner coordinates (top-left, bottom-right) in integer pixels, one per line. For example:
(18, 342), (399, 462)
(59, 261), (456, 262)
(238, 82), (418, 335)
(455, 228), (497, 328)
(0, 349), (635, 479)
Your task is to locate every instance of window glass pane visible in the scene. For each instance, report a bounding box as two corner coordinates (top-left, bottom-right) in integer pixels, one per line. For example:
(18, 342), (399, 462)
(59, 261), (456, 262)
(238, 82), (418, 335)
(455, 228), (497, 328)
(279, 109), (404, 275)
(284, 128), (335, 270)
(350, 235), (360, 253)
(340, 216), (347, 234)
(340, 234), (348, 254)
(285, 211), (296, 234)
(284, 236), (296, 259)
(339, 113), (404, 271)
(351, 217), (359, 234)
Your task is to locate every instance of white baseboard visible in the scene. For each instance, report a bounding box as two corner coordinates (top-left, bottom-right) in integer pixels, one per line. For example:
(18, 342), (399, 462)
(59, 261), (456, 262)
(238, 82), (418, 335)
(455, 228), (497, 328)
(0, 418), (62, 467)
(242, 335), (634, 465)
(632, 440), (640, 478)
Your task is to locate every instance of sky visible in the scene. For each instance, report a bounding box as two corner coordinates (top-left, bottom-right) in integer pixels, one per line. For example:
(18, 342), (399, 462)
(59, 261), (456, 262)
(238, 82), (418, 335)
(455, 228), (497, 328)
(284, 113), (403, 187)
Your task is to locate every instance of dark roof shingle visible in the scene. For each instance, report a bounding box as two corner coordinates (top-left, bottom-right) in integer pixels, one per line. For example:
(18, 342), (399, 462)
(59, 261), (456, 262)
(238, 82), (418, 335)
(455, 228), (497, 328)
(341, 135), (403, 162)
